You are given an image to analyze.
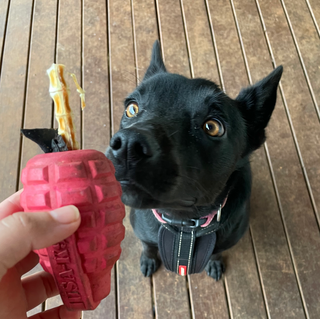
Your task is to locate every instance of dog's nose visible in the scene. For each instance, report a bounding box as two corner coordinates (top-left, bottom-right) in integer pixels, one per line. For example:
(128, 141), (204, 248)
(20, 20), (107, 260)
(110, 130), (153, 161)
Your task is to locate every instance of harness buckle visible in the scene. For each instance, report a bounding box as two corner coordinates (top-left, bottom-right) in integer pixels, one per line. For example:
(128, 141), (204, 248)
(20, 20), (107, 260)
(161, 214), (206, 228)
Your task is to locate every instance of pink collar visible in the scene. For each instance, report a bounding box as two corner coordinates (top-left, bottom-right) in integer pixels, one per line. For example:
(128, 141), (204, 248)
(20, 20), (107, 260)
(152, 196), (228, 228)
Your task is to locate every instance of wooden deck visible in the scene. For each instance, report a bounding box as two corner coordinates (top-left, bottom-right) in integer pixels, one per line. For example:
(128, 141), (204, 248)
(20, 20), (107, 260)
(0, 0), (320, 318)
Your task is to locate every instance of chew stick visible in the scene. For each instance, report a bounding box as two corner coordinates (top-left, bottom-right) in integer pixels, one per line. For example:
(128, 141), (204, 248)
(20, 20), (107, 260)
(47, 63), (79, 150)
(70, 73), (86, 110)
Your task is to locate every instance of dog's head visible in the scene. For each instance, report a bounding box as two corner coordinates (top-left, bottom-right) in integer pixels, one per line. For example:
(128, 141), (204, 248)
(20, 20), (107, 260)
(106, 41), (282, 219)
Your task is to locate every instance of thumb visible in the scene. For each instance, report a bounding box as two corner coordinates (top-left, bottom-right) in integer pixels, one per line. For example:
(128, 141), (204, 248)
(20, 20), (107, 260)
(0, 206), (80, 280)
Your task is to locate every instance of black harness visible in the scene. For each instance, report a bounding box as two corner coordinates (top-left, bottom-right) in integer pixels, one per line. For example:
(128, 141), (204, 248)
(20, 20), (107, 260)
(153, 205), (226, 276)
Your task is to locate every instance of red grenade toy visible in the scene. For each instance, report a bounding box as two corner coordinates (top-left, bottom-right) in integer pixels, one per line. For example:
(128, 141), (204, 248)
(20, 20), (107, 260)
(20, 150), (125, 310)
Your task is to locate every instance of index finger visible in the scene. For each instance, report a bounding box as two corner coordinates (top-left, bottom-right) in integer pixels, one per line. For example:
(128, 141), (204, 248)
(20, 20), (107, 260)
(0, 190), (24, 220)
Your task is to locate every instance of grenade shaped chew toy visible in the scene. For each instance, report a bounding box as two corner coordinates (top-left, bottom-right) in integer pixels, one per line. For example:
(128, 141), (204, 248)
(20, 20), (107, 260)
(20, 64), (125, 311)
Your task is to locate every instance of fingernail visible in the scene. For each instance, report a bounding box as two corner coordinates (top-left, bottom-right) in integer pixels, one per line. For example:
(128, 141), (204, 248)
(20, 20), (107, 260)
(49, 206), (80, 224)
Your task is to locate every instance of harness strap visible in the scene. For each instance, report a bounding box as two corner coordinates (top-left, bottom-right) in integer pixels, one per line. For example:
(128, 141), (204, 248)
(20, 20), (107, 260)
(158, 225), (216, 275)
(155, 196), (227, 276)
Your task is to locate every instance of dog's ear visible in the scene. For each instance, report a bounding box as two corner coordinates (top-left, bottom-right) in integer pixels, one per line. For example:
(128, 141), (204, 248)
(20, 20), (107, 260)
(143, 40), (167, 80)
(236, 66), (283, 155)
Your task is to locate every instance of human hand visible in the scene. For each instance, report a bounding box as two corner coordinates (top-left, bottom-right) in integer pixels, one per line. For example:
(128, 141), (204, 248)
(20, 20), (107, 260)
(0, 190), (81, 319)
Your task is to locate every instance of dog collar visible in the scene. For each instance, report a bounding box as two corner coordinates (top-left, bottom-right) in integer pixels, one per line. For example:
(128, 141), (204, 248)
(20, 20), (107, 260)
(152, 196), (228, 229)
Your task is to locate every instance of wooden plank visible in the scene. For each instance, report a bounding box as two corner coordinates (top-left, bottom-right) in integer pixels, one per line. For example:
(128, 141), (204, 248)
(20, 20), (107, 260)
(281, 0), (320, 119)
(153, 266), (191, 319)
(233, 0), (320, 317)
(56, 0), (82, 148)
(204, 1), (269, 318)
(81, 1), (114, 318)
(133, 0), (159, 83)
(0, 0), (9, 58)
(117, 208), (153, 319)
(82, 0), (111, 152)
(181, 1), (228, 318)
(224, 233), (267, 319)
(206, 0), (248, 98)
(250, 148), (305, 319)
(109, 0), (136, 134)
(84, 274), (116, 319)
(307, 0), (320, 36)
(19, 0), (57, 187)
(235, 0), (320, 317)
(16, 0), (57, 315)
(188, 272), (228, 319)
(108, 1), (154, 318)
(0, 0), (33, 201)
(44, 0), (81, 312)
(255, 0), (320, 220)
(182, 0), (219, 82)
(151, 1), (191, 318)
(182, 1), (266, 318)
(157, 0), (189, 78)
(111, 1), (157, 318)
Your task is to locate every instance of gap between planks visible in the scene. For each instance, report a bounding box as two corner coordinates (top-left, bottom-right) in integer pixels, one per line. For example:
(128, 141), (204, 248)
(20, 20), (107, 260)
(232, 0), (315, 317)
(279, 0), (320, 122)
(253, 0), (319, 232)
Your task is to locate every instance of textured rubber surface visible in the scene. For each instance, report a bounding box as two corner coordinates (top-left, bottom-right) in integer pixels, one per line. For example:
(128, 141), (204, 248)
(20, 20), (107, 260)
(20, 150), (125, 310)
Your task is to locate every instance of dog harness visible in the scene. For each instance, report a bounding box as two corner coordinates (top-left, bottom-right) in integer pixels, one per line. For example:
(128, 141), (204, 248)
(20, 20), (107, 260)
(152, 198), (227, 276)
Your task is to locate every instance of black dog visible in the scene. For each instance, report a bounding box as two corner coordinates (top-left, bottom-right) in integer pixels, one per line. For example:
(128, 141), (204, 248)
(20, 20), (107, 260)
(106, 41), (282, 280)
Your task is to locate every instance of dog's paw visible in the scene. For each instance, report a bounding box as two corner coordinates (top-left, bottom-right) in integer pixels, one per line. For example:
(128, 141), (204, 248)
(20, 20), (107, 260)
(205, 259), (225, 281)
(140, 253), (161, 277)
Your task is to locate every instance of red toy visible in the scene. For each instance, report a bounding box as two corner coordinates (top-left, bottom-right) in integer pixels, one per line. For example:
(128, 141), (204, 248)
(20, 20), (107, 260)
(20, 149), (125, 310)
(20, 64), (125, 310)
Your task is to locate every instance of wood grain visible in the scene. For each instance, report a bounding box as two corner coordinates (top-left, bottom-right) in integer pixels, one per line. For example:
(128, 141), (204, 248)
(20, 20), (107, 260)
(108, 1), (153, 318)
(250, 148), (305, 319)
(206, 0), (249, 98)
(183, 0), (219, 82)
(153, 266), (191, 319)
(151, 1), (192, 318)
(133, 0), (159, 83)
(308, 0), (320, 36)
(206, 1), (271, 318)
(56, 0), (82, 147)
(281, 0), (320, 118)
(109, 0), (136, 134)
(81, 0), (114, 317)
(188, 272), (229, 319)
(82, 0), (111, 152)
(112, 1), (157, 318)
(0, 0), (9, 59)
(1, 0), (320, 318)
(233, 0), (320, 317)
(16, 1), (57, 315)
(182, 1), (229, 318)
(19, 0), (57, 188)
(117, 209), (154, 319)
(0, 0), (33, 201)
(255, 0), (320, 221)
(44, 0), (81, 312)
(157, 0), (190, 77)
(183, 1), (266, 318)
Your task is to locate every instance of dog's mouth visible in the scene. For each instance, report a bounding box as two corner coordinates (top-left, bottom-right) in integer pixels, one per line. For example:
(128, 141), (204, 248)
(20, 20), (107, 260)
(119, 179), (196, 210)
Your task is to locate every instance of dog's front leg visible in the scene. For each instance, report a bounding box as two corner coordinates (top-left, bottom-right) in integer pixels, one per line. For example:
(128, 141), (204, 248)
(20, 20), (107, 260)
(205, 253), (225, 281)
(140, 240), (161, 277)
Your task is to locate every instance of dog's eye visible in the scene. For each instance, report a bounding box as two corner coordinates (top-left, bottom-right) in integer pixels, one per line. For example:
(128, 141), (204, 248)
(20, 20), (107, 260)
(203, 119), (225, 137)
(125, 103), (139, 118)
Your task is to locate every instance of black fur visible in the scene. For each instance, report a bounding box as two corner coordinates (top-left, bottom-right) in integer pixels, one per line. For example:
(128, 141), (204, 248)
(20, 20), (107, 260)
(106, 41), (283, 280)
